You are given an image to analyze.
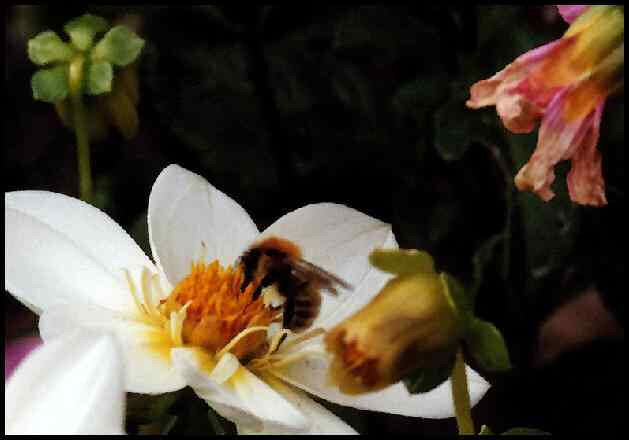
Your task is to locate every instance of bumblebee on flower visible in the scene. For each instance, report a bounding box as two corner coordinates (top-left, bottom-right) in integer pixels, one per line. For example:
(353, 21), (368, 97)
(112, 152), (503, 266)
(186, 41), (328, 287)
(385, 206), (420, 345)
(5, 164), (489, 434)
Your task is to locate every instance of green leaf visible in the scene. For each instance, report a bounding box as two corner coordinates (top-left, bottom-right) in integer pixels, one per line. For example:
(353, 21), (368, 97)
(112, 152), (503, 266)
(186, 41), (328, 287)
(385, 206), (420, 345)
(160, 415), (179, 435)
(465, 317), (511, 371)
(86, 61), (113, 95)
(27, 31), (75, 65)
(470, 233), (505, 299)
(64, 14), (109, 51)
(31, 66), (69, 102)
(502, 427), (551, 435)
(403, 351), (456, 393)
(207, 408), (227, 435)
(479, 424), (494, 435)
(507, 132), (581, 300)
(433, 90), (487, 162)
(126, 391), (181, 424)
(92, 25), (145, 66)
(369, 249), (435, 275)
(137, 415), (178, 435)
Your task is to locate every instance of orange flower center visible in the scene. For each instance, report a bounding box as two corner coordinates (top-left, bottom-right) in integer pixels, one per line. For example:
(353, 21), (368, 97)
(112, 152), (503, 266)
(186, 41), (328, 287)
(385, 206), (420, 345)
(339, 339), (379, 387)
(160, 260), (280, 359)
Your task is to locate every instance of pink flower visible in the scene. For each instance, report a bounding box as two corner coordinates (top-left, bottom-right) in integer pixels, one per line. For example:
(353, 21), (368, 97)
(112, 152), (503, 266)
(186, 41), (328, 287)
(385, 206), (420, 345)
(467, 5), (624, 206)
(557, 5), (588, 24)
(4, 336), (42, 380)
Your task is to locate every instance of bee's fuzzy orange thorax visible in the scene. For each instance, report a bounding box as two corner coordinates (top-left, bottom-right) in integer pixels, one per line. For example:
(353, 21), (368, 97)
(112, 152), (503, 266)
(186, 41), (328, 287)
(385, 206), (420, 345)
(257, 237), (302, 258)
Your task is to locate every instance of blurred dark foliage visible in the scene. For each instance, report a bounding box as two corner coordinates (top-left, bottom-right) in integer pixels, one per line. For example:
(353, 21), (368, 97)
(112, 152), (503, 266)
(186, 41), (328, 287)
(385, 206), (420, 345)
(4, 5), (624, 435)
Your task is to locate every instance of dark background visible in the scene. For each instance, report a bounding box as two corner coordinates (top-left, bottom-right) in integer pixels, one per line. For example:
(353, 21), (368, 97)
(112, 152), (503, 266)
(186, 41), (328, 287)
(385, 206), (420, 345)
(4, 5), (625, 435)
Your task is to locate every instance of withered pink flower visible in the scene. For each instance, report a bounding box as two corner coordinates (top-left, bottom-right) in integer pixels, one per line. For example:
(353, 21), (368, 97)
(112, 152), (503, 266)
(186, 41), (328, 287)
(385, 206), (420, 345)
(467, 5), (624, 206)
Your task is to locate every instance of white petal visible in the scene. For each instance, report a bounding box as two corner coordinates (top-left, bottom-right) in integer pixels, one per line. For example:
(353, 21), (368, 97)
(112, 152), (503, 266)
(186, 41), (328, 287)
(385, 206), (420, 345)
(262, 203), (397, 329)
(6, 191), (154, 278)
(39, 304), (186, 394)
(5, 206), (140, 314)
(148, 164), (259, 286)
(5, 330), (125, 434)
(269, 345), (490, 419)
(171, 348), (309, 433)
(319, 232), (396, 329)
(239, 374), (357, 435)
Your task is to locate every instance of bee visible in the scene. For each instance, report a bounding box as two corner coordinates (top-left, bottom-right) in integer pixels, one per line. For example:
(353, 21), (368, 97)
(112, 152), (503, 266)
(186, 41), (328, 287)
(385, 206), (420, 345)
(238, 236), (352, 331)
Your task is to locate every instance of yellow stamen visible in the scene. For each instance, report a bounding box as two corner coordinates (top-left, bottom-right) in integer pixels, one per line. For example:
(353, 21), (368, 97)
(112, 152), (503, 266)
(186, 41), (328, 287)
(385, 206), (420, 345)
(216, 326), (270, 359)
(280, 327), (325, 351)
(210, 352), (241, 383)
(251, 348), (328, 371)
(248, 327), (327, 371)
(267, 328), (293, 355)
(124, 267), (166, 326)
(124, 268), (147, 316)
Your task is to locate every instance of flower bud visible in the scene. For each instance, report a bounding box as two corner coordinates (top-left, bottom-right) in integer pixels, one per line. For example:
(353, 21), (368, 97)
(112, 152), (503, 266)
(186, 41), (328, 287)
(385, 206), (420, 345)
(325, 270), (461, 394)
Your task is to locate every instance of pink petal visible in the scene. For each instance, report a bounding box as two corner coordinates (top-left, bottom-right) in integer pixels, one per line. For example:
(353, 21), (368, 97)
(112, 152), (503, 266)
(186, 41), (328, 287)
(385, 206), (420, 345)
(466, 38), (574, 133)
(557, 5), (589, 24)
(5, 336), (42, 380)
(566, 101), (607, 206)
(514, 85), (607, 204)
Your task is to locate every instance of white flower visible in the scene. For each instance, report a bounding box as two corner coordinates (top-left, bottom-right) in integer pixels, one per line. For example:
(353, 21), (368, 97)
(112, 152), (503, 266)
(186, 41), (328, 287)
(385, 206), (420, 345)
(5, 330), (125, 434)
(5, 164), (490, 434)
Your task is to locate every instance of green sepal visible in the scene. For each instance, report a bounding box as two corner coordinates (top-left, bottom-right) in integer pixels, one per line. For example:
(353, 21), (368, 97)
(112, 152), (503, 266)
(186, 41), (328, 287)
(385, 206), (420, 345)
(64, 14), (109, 51)
(440, 272), (511, 372)
(86, 61), (113, 95)
(92, 25), (145, 66)
(502, 427), (551, 435)
(465, 317), (512, 372)
(137, 415), (178, 435)
(369, 249), (435, 276)
(479, 425), (494, 435)
(31, 65), (69, 102)
(27, 31), (75, 65)
(403, 350), (456, 394)
(440, 272), (474, 317)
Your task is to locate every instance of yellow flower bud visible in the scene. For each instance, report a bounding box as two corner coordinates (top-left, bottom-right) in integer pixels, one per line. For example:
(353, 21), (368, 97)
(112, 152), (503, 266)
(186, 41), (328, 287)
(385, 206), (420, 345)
(325, 270), (461, 394)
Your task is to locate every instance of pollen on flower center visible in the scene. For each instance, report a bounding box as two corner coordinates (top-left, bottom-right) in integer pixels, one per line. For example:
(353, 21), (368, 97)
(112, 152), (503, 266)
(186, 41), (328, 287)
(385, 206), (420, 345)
(160, 260), (280, 359)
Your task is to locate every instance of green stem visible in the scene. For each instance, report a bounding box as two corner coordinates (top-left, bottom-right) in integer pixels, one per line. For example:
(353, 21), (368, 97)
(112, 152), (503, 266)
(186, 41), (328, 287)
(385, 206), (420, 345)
(68, 56), (93, 203)
(451, 348), (474, 435)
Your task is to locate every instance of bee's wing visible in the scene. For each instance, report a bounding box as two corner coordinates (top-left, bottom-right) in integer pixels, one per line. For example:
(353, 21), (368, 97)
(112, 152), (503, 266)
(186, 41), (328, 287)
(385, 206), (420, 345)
(291, 258), (353, 295)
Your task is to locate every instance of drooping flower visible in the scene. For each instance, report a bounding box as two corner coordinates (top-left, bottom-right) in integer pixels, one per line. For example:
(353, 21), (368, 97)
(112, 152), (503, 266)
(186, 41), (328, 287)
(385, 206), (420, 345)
(5, 164), (490, 434)
(467, 5), (624, 206)
(326, 250), (462, 394)
(5, 330), (125, 434)
(325, 248), (512, 398)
